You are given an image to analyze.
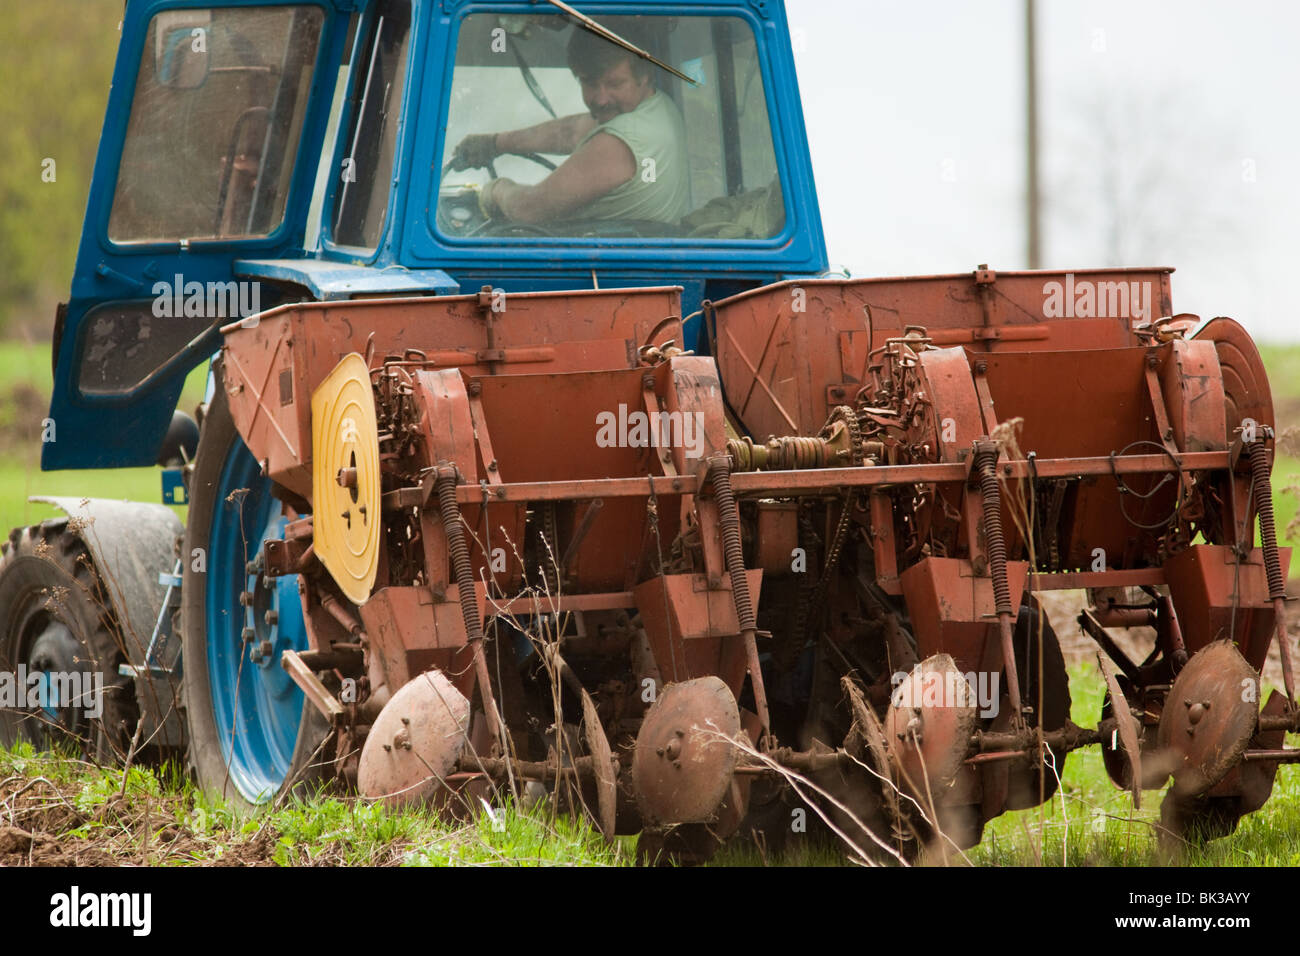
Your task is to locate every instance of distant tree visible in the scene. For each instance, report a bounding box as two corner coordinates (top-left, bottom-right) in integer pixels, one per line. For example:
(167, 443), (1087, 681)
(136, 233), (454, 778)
(1044, 78), (1248, 267)
(0, 2), (120, 334)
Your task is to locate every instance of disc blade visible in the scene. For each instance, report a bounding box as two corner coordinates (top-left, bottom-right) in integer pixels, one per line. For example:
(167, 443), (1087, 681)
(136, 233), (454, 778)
(632, 677), (740, 825)
(358, 669), (470, 807)
(1157, 641), (1258, 798)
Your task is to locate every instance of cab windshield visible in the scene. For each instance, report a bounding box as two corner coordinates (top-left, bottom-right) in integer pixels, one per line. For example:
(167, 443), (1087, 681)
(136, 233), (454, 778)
(436, 13), (784, 241)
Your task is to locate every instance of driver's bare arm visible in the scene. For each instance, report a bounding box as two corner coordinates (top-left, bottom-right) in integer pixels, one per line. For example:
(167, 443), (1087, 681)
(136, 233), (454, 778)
(485, 132), (636, 224)
(495, 113), (597, 157)
(452, 113), (596, 171)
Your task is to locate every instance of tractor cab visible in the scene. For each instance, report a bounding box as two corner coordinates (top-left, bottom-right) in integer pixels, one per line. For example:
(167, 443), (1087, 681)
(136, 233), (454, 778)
(45, 0), (826, 471)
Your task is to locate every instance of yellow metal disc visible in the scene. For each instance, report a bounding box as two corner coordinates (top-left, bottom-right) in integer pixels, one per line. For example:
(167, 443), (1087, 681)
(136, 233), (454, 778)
(311, 353), (381, 605)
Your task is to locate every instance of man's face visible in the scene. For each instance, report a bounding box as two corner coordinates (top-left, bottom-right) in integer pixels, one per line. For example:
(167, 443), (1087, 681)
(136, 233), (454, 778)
(577, 59), (652, 125)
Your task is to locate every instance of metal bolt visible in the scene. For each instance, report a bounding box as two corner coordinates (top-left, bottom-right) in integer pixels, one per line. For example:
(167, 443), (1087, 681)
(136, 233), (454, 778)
(264, 610), (278, 626)
(336, 467), (358, 489)
(239, 590), (254, 606)
(241, 627), (255, 644)
(257, 640), (273, 659)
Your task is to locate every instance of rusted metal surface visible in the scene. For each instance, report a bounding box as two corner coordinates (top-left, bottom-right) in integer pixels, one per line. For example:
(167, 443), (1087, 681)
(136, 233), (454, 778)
(580, 689), (618, 839)
(1235, 691), (1290, 813)
(632, 677), (741, 825)
(713, 269), (1173, 442)
(884, 655), (978, 804)
(1195, 317), (1274, 446)
(280, 648), (344, 721)
(1164, 545), (1286, 667)
(1157, 642), (1259, 798)
(1098, 655), (1143, 807)
(209, 262), (1297, 857)
(631, 571), (757, 688)
(442, 451), (1231, 504)
(357, 669), (470, 807)
(974, 444), (1023, 722)
(222, 287), (685, 498)
(899, 557), (1029, 671)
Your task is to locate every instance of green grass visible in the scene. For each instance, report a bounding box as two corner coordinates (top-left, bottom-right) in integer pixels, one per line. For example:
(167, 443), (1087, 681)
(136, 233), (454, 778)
(4, 670), (1300, 867)
(0, 742), (629, 867)
(973, 663), (1300, 866)
(0, 464), (184, 533)
(0, 339), (56, 391)
(0, 339), (207, 533)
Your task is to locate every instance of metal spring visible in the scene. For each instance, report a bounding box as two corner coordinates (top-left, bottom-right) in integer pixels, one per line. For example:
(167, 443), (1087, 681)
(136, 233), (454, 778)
(1249, 441), (1286, 601)
(436, 467), (484, 644)
(711, 459), (755, 633)
(977, 448), (1013, 616)
(727, 434), (826, 472)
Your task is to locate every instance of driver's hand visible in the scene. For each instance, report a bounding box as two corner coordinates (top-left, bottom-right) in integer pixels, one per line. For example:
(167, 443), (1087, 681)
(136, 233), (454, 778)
(451, 133), (501, 171)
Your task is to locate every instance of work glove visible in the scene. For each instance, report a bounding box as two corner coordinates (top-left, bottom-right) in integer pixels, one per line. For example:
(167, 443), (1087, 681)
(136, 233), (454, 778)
(452, 133), (501, 171)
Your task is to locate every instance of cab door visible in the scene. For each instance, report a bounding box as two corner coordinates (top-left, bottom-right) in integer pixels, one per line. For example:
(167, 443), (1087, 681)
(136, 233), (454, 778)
(44, 1), (353, 470)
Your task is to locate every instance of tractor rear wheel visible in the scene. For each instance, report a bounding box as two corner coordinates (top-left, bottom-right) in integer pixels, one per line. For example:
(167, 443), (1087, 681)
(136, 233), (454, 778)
(0, 521), (136, 760)
(181, 377), (329, 809)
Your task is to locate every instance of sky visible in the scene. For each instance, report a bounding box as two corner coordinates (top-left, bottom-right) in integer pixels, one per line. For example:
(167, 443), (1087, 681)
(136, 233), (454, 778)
(785, 0), (1300, 341)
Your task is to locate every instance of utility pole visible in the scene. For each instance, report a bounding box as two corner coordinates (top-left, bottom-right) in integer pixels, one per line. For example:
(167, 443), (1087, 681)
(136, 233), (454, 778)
(1025, 0), (1041, 268)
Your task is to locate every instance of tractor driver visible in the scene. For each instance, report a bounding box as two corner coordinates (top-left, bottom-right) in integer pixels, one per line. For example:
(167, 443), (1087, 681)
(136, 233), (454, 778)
(450, 27), (689, 227)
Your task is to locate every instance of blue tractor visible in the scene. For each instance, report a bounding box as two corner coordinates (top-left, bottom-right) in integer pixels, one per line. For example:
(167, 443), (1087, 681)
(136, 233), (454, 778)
(2, 0), (827, 817)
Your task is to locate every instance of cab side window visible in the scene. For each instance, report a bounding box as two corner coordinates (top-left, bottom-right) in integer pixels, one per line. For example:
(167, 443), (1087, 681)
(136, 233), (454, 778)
(108, 6), (325, 243)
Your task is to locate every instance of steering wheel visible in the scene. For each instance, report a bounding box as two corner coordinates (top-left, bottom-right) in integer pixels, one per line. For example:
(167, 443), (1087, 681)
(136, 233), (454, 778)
(436, 150), (558, 237)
